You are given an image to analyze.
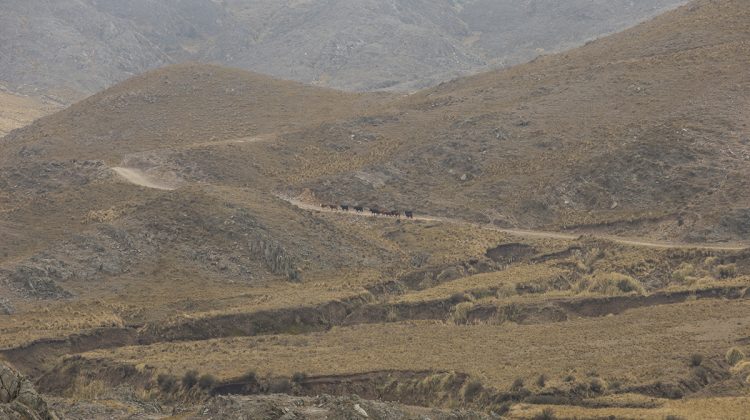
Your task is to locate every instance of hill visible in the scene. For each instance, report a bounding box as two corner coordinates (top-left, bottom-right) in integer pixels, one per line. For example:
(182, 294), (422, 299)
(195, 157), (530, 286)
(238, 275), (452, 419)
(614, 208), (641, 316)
(0, 0), (687, 103)
(1, 0), (750, 418)
(0, 89), (61, 137)
(281, 0), (750, 243)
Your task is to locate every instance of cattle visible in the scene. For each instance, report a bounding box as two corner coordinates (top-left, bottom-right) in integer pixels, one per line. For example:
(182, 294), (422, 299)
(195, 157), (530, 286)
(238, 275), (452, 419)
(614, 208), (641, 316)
(405, 211), (414, 219)
(370, 208), (381, 215)
(389, 210), (401, 218)
(354, 206), (364, 213)
(328, 205), (338, 211)
(341, 205), (350, 211)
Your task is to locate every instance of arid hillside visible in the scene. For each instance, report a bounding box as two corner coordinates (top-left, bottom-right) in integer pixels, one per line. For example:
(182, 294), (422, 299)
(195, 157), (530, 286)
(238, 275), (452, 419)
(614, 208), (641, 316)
(280, 0), (750, 243)
(0, 89), (61, 138)
(1, 0), (749, 419)
(1, 0), (686, 101)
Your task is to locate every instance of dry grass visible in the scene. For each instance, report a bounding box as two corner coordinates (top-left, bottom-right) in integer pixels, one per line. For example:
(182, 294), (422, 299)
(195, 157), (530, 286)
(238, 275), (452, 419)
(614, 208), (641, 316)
(394, 264), (568, 303)
(84, 298), (750, 390)
(0, 91), (59, 137)
(510, 396), (750, 419)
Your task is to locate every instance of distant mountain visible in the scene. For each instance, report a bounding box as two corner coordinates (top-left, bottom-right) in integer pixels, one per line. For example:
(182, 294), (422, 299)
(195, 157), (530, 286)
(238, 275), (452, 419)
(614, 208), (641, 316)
(0, 0), (687, 102)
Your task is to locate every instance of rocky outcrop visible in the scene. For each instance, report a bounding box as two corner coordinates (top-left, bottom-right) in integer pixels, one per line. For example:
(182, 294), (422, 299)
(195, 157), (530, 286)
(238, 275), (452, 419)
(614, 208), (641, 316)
(0, 362), (57, 420)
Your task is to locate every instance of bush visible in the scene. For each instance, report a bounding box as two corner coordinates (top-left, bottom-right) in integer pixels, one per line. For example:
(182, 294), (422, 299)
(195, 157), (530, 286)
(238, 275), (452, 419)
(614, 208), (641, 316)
(589, 378), (605, 394)
(463, 380), (483, 401)
(533, 408), (556, 420)
(450, 302), (474, 324)
(713, 264), (738, 279)
(671, 263), (696, 284)
(536, 374), (547, 388)
(692, 366), (709, 383)
(182, 370), (199, 389)
(157, 373), (178, 393)
(584, 272), (644, 295)
(726, 347), (746, 366)
(198, 374), (217, 390)
(690, 353), (704, 367)
(510, 377), (525, 392)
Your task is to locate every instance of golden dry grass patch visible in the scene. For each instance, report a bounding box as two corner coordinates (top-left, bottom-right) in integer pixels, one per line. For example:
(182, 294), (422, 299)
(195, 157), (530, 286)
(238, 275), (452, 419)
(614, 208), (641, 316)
(84, 298), (750, 389)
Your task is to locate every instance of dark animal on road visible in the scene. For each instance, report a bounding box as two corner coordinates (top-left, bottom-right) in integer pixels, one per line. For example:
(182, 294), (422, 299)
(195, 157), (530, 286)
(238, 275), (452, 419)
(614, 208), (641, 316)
(354, 206), (364, 213)
(370, 208), (381, 215)
(405, 211), (414, 219)
(328, 205), (338, 211)
(341, 205), (350, 211)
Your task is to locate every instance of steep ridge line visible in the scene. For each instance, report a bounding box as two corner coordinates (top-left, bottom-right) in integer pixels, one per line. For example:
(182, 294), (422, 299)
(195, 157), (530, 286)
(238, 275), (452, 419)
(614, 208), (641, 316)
(277, 195), (749, 251)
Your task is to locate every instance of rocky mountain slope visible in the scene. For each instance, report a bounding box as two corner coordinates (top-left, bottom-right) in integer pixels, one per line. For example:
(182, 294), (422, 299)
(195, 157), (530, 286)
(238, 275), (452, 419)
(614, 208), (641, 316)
(1, 0), (749, 418)
(1, 0), (687, 103)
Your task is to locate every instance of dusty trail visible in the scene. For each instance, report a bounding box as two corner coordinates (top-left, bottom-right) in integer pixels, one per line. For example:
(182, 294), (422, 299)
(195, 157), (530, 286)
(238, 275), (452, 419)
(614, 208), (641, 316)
(278, 195), (749, 251)
(107, 164), (748, 251)
(111, 167), (176, 191)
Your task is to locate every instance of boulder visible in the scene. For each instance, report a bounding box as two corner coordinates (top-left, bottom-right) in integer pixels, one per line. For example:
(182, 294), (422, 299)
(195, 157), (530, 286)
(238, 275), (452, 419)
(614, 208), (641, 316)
(0, 362), (57, 420)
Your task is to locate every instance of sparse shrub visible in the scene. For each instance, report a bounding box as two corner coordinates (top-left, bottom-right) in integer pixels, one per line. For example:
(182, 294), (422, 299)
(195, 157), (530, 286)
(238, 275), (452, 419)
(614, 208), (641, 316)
(533, 408), (556, 420)
(536, 374), (547, 388)
(450, 302), (474, 324)
(291, 372), (307, 384)
(731, 361), (750, 375)
(563, 373), (576, 382)
(583, 272), (644, 295)
(510, 377), (525, 392)
(713, 264), (738, 279)
(462, 380), (483, 401)
(157, 373), (178, 393)
(690, 353), (704, 367)
(182, 370), (199, 389)
(703, 256), (719, 267)
(692, 366), (709, 384)
(589, 377), (605, 394)
(726, 347), (746, 366)
(268, 377), (291, 394)
(198, 374), (217, 390)
(671, 263), (696, 284)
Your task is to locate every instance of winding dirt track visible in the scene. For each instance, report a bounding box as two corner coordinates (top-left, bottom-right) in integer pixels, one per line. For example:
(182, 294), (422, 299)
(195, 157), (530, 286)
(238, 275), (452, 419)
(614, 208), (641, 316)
(279, 196), (749, 251)
(107, 165), (748, 252)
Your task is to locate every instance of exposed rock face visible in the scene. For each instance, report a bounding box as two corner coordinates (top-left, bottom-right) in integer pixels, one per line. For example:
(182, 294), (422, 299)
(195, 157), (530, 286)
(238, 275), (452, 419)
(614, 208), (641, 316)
(0, 362), (57, 420)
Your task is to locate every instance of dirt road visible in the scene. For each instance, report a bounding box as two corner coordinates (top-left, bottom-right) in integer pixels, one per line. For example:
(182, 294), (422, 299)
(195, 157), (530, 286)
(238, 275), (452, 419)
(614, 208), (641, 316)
(111, 167), (176, 191)
(278, 195), (749, 251)
(107, 165), (748, 252)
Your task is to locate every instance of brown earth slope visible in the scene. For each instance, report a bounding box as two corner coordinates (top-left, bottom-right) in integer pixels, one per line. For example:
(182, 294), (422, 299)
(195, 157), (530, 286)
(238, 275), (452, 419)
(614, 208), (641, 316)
(268, 0), (750, 243)
(1, 0), (750, 418)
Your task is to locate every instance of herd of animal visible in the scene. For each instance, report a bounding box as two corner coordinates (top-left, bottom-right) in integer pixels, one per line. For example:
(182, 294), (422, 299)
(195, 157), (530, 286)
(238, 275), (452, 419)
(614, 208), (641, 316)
(321, 203), (414, 219)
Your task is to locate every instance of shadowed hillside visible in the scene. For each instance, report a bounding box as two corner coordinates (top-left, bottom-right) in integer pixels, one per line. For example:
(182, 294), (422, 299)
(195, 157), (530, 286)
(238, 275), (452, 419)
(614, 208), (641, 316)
(0, 0), (686, 102)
